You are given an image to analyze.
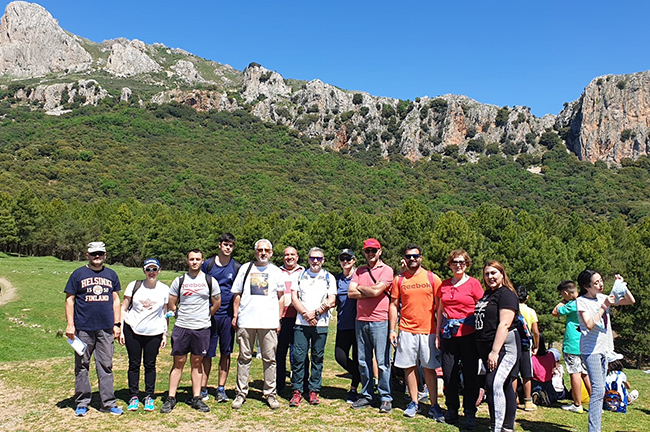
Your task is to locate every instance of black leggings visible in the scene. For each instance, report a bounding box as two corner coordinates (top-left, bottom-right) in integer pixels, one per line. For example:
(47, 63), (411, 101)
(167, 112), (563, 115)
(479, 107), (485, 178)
(124, 323), (163, 398)
(334, 329), (360, 388)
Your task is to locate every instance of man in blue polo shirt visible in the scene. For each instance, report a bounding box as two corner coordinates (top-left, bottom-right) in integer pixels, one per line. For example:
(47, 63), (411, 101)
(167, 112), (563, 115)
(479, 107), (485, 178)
(64, 241), (123, 417)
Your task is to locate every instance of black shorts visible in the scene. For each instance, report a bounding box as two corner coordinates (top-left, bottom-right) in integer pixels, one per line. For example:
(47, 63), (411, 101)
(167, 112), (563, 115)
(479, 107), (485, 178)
(517, 348), (533, 378)
(170, 326), (210, 357)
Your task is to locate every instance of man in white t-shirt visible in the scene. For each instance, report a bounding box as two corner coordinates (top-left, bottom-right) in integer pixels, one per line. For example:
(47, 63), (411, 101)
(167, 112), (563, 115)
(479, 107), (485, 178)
(230, 239), (285, 410)
(288, 247), (336, 407)
(160, 250), (221, 414)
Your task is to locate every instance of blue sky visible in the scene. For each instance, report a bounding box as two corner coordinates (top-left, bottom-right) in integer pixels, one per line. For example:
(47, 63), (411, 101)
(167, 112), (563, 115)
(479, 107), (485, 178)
(7, 0), (650, 116)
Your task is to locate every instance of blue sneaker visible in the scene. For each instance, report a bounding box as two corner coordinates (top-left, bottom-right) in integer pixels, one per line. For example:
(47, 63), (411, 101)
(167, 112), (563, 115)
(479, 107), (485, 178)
(144, 396), (154, 411)
(75, 406), (88, 417)
(200, 387), (209, 402)
(127, 396), (139, 411)
(102, 406), (123, 416)
(404, 401), (419, 418)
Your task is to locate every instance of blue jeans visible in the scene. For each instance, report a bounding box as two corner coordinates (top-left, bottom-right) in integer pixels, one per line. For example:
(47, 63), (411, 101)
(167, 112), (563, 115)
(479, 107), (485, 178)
(356, 320), (392, 402)
(583, 352), (607, 432)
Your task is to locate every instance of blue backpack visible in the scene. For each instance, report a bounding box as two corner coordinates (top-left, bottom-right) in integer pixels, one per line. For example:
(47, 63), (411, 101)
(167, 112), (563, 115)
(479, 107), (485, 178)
(516, 314), (533, 350)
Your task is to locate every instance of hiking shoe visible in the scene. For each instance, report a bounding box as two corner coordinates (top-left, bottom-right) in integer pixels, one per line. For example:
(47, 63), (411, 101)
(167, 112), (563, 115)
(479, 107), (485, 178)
(403, 401), (419, 418)
(561, 403), (584, 413)
(524, 399), (537, 411)
(102, 406), (123, 415)
(351, 397), (371, 409)
(464, 414), (476, 430)
(290, 390), (303, 407)
(532, 390), (551, 407)
(444, 410), (459, 424)
(309, 391), (320, 405)
(429, 403), (445, 422)
(143, 396), (154, 411)
(191, 397), (210, 413)
(199, 387), (209, 402)
(266, 395), (280, 410)
(160, 396), (177, 414)
(75, 406), (88, 417)
(216, 387), (229, 403)
(346, 389), (358, 404)
(379, 400), (392, 413)
(127, 396), (139, 411)
(418, 388), (430, 403)
(231, 394), (245, 409)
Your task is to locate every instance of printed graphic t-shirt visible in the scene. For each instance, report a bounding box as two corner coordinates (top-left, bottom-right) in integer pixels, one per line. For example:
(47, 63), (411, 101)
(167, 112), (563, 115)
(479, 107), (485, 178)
(64, 265), (121, 331)
(474, 286), (519, 344)
(170, 272), (220, 330)
(391, 270), (441, 334)
(232, 262), (284, 329)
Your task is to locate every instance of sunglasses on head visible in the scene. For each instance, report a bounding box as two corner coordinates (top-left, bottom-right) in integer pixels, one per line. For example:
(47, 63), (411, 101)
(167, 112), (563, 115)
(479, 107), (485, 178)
(89, 252), (105, 257)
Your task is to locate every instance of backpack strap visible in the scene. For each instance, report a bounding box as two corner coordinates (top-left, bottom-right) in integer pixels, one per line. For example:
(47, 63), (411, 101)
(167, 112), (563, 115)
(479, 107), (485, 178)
(206, 256), (216, 274)
(175, 274), (186, 308)
(127, 280), (144, 311)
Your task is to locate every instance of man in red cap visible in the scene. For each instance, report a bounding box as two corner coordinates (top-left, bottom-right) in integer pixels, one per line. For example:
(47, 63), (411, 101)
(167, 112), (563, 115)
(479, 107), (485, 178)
(348, 238), (394, 413)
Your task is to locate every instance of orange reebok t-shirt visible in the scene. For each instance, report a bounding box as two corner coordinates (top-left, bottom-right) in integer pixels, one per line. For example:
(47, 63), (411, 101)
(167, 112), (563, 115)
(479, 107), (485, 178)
(391, 270), (441, 334)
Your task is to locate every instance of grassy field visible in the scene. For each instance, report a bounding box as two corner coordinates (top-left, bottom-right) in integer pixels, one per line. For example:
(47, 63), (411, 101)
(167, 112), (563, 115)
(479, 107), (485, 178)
(0, 255), (648, 431)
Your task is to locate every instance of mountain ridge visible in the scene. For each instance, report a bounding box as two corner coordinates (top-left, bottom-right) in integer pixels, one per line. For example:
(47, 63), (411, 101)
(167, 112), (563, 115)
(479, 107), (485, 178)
(0, 1), (648, 164)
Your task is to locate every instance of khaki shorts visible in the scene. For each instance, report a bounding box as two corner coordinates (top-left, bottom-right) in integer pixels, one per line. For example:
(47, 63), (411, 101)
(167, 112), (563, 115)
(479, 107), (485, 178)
(394, 331), (440, 369)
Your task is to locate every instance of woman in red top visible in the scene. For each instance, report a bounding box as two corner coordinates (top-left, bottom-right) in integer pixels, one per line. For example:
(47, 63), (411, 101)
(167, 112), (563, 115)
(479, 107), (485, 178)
(436, 249), (484, 427)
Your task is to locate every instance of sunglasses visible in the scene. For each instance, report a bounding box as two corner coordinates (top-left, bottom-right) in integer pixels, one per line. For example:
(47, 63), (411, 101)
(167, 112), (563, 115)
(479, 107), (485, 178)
(405, 254), (420, 260)
(145, 267), (159, 273)
(256, 248), (271, 253)
(451, 260), (467, 266)
(89, 252), (105, 257)
(339, 256), (354, 262)
(363, 248), (378, 254)
(309, 256), (324, 262)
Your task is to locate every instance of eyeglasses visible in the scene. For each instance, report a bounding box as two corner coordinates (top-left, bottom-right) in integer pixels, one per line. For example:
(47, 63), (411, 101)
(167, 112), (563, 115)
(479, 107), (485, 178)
(309, 256), (324, 262)
(405, 254), (420, 260)
(89, 252), (105, 257)
(363, 248), (378, 254)
(145, 267), (159, 273)
(339, 256), (354, 262)
(451, 260), (467, 266)
(256, 248), (271, 253)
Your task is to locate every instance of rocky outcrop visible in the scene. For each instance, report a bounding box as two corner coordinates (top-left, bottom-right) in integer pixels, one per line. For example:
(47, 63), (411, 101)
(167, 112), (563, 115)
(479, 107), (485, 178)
(15, 79), (108, 110)
(0, 1), (91, 77)
(242, 63), (291, 102)
(170, 60), (207, 85)
(557, 71), (650, 163)
(105, 38), (161, 77)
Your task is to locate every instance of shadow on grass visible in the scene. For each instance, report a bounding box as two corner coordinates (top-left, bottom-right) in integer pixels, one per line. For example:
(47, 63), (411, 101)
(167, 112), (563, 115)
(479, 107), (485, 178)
(518, 419), (576, 432)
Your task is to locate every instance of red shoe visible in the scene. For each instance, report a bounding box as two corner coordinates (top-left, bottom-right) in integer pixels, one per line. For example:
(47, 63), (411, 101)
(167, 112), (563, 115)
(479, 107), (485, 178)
(289, 391), (302, 407)
(309, 391), (320, 405)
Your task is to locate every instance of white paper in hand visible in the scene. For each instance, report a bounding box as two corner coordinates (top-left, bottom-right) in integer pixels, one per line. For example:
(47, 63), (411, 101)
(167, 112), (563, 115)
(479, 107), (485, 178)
(67, 337), (87, 356)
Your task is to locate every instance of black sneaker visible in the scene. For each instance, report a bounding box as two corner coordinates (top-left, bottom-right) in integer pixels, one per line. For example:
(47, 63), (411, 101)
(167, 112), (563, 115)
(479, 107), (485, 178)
(351, 397), (371, 409)
(191, 397), (210, 413)
(160, 396), (177, 414)
(346, 389), (358, 404)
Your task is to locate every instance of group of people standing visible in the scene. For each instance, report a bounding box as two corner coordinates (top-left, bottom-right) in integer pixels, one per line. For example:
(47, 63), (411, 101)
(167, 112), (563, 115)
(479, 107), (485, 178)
(64, 237), (635, 432)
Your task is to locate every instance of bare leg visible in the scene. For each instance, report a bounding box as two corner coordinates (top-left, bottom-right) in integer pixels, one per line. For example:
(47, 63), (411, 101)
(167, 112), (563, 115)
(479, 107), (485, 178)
(570, 373), (583, 406)
(404, 366), (419, 402)
(168, 355), (187, 398)
(423, 367), (438, 406)
(201, 357), (212, 388)
(219, 355), (231, 386)
(190, 354), (205, 398)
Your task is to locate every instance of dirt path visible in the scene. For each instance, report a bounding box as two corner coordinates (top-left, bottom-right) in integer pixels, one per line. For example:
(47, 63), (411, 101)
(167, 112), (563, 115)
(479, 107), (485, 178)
(0, 277), (16, 306)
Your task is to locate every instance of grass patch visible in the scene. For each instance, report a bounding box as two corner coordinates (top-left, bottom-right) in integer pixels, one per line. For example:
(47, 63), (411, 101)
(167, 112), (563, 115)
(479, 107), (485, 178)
(0, 256), (648, 430)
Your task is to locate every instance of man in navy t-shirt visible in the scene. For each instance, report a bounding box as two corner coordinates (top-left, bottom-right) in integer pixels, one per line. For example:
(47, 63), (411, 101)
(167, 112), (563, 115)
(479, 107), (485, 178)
(200, 233), (241, 403)
(64, 241), (123, 416)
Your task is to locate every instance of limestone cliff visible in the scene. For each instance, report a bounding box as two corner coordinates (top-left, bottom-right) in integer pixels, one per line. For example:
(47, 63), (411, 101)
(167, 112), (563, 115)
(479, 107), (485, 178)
(0, 1), (92, 77)
(557, 71), (650, 163)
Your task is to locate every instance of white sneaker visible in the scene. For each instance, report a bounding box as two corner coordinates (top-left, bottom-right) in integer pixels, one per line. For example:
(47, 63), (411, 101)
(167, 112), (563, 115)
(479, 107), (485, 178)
(561, 404), (584, 413)
(232, 394), (245, 409)
(628, 389), (639, 404)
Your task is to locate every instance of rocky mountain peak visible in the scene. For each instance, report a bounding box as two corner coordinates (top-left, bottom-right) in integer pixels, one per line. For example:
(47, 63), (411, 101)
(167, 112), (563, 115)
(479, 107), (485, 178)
(0, 1), (91, 77)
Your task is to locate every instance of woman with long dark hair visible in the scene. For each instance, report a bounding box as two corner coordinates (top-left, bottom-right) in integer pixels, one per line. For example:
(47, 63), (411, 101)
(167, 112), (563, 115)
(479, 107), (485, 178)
(436, 249), (483, 428)
(474, 260), (519, 432)
(577, 270), (635, 432)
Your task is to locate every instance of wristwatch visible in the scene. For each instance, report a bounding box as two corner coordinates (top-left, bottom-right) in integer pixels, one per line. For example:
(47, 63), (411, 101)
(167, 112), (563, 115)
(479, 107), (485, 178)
(114, 322), (121, 328)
